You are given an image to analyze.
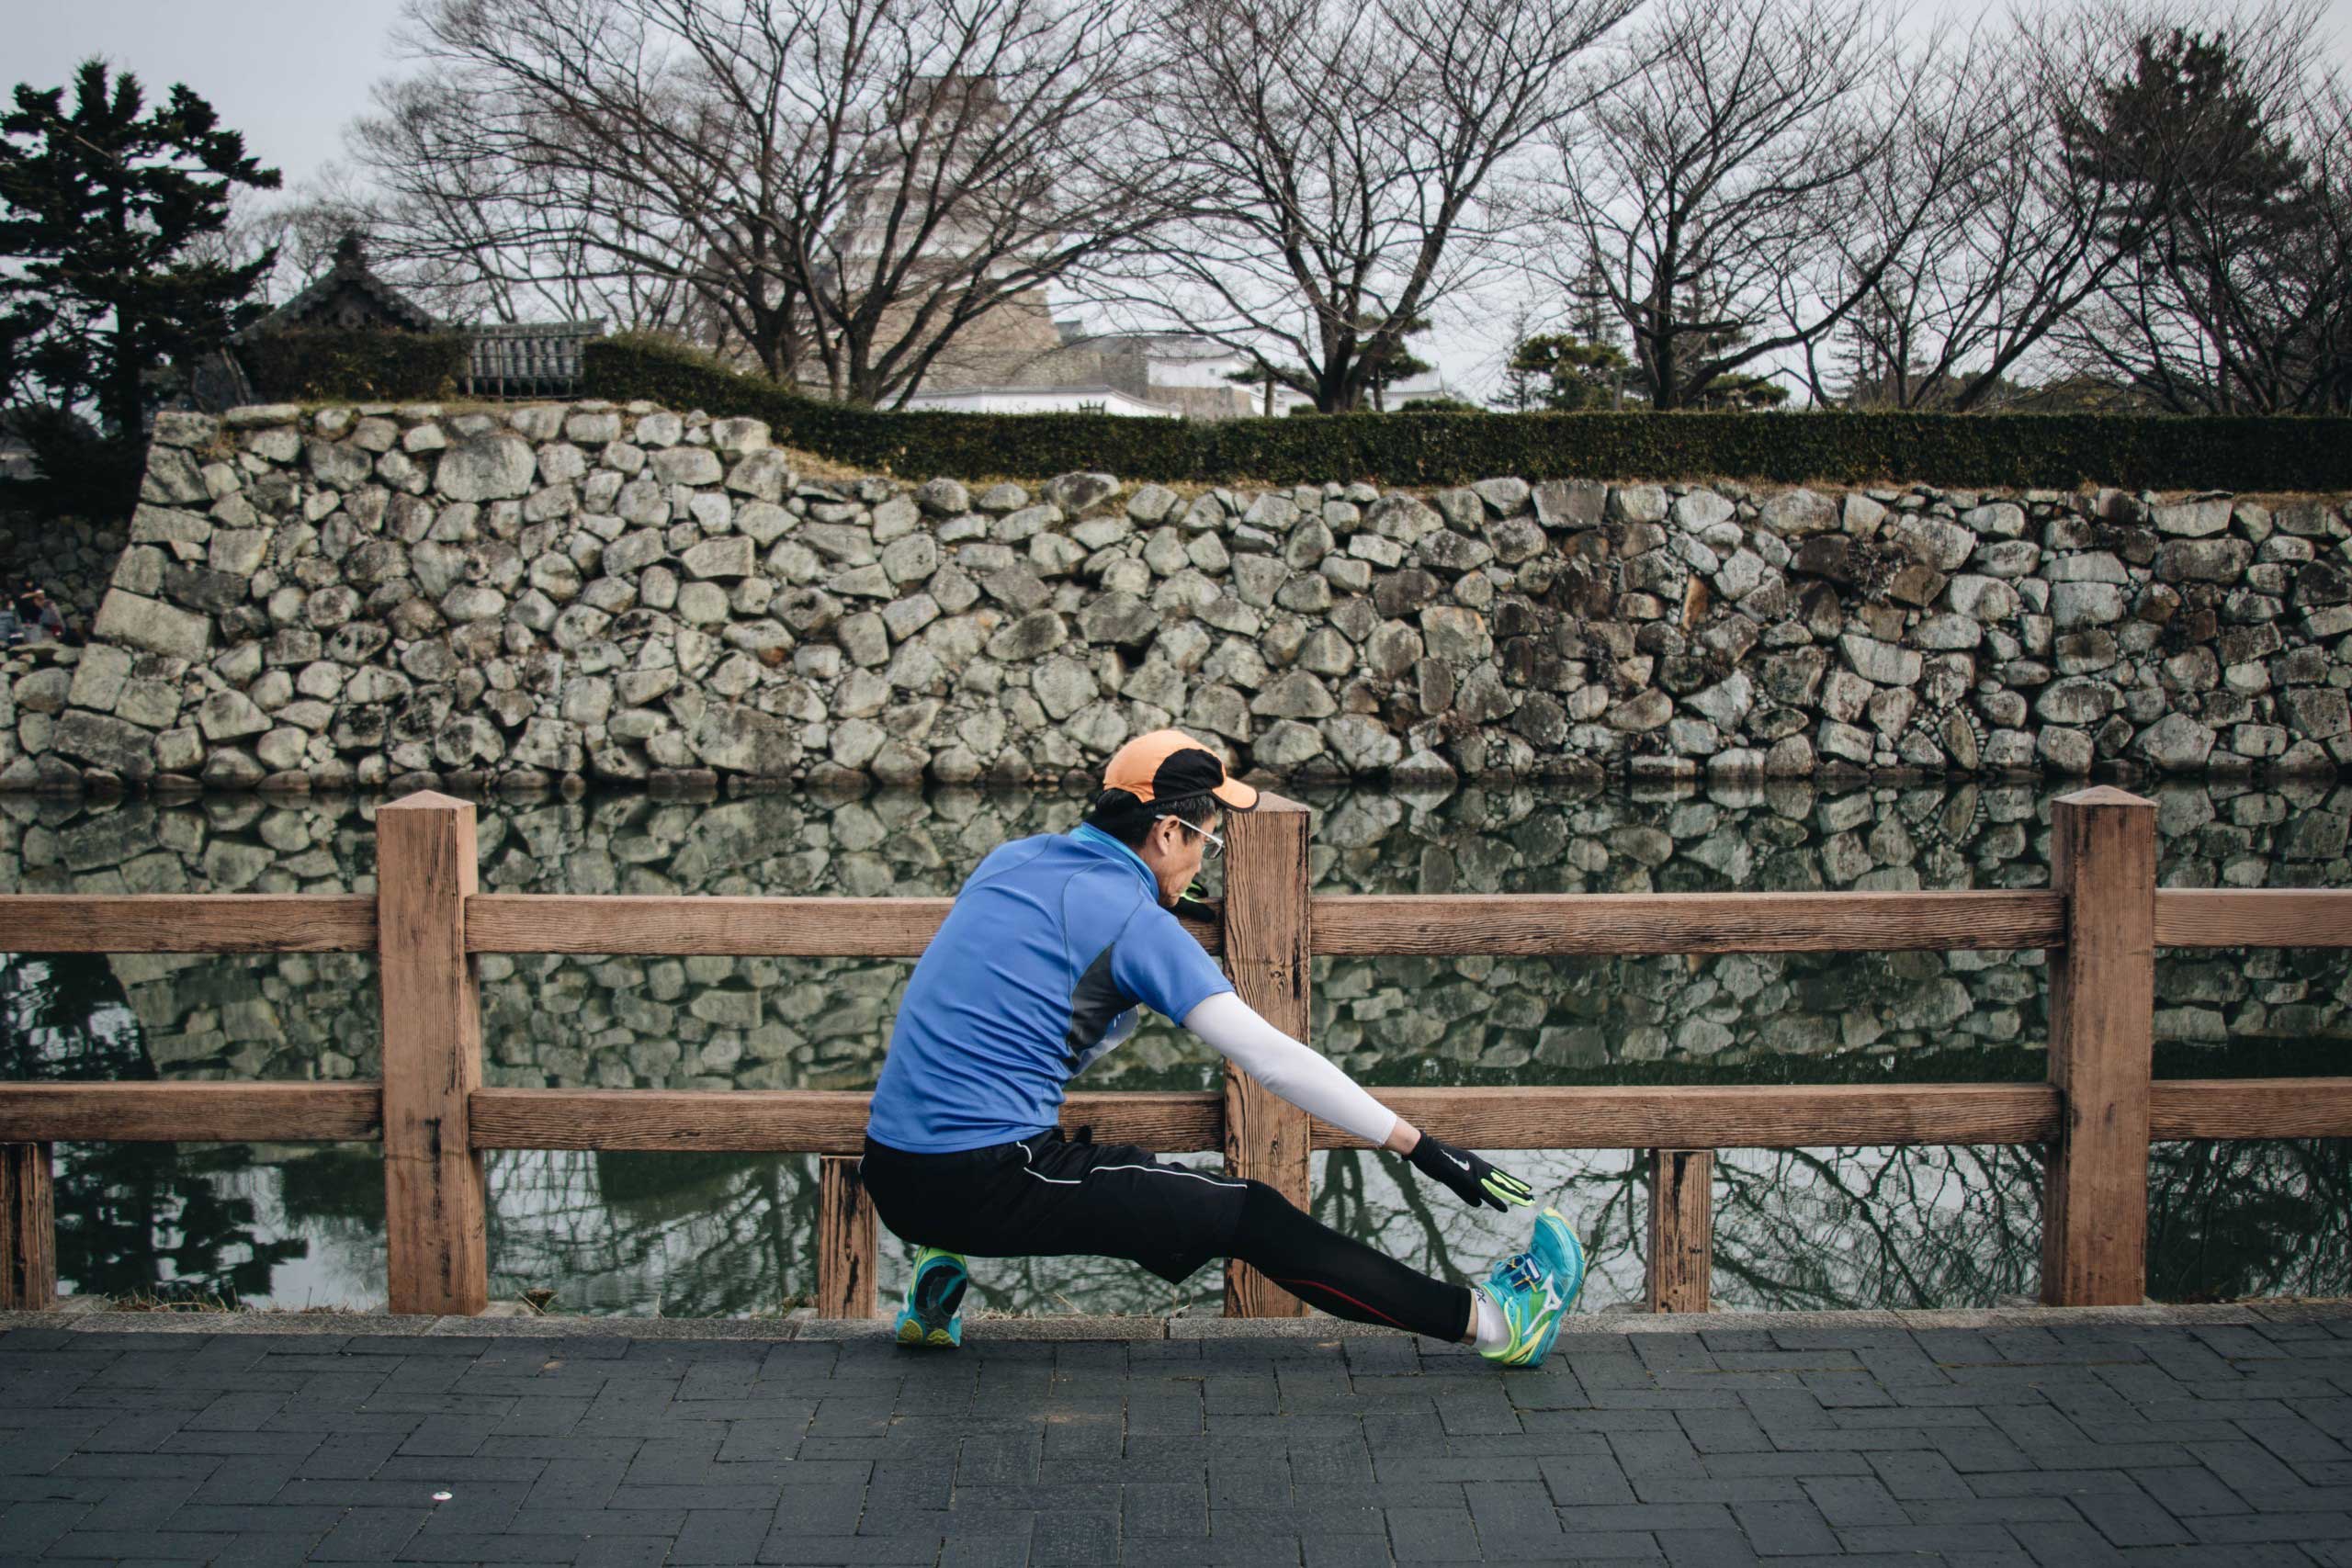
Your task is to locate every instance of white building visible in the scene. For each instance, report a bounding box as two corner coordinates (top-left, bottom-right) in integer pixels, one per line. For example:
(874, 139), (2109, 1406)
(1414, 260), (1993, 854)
(899, 383), (1178, 417)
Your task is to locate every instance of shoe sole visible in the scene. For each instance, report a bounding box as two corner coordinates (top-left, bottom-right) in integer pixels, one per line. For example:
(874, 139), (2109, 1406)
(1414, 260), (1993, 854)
(895, 1256), (967, 1349)
(895, 1317), (958, 1348)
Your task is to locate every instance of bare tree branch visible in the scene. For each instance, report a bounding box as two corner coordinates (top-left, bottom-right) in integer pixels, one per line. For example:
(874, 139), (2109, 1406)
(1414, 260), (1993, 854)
(1537, 0), (1964, 410)
(348, 0), (1175, 406)
(1079, 0), (1638, 412)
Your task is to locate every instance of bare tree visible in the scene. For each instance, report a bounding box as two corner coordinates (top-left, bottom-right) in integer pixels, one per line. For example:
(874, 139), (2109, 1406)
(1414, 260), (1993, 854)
(1808, 19), (2123, 410)
(1825, 0), (2348, 412)
(1543, 0), (1967, 410)
(2048, 0), (2352, 412)
(351, 0), (1171, 406)
(1082, 0), (1639, 413)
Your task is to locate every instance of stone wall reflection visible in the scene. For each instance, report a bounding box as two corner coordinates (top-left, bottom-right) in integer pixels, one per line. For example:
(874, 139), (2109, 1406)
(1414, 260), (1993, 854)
(3, 778), (2346, 1091)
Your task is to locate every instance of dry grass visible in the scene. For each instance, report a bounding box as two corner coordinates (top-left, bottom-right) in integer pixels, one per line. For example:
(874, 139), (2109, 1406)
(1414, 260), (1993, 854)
(100, 1290), (369, 1316)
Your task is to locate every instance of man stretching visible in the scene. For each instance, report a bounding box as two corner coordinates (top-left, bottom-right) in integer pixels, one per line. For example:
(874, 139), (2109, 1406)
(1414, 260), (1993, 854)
(859, 728), (1584, 1365)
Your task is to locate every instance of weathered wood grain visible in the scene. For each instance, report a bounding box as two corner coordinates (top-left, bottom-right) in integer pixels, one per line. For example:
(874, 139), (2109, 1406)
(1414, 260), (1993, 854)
(1307, 890), (2064, 955)
(2154, 890), (2352, 949)
(379, 792), (489, 1317)
(1224, 795), (1315, 1319)
(468, 1084), (2075, 1156)
(0, 1083), (381, 1143)
(1646, 1149), (1713, 1314)
(467, 1089), (1225, 1154)
(24, 1077), (2324, 1157)
(0, 895), (377, 953)
(0, 1144), (54, 1311)
(465, 894), (1221, 957)
(2041, 786), (2156, 1308)
(2151, 1078), (2352, 1140)
(1313, 1084), (2062, 1149)
(817, 1156), (876, 1320)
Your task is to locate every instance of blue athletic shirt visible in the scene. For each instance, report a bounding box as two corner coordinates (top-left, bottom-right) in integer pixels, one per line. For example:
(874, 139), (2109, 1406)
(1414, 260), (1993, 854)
(865, 824), (1235, 1153)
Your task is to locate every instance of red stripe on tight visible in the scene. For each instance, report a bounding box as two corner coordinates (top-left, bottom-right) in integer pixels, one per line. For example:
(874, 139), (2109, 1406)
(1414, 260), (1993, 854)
(1271, 1275), (1412, 1332)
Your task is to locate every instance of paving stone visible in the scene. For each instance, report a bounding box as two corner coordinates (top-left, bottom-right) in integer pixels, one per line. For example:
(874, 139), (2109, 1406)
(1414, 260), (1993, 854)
(5, 1317), (2352, 1562)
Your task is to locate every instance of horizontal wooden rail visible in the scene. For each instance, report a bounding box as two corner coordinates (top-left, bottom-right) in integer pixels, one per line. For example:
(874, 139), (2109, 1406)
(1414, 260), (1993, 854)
(3, 887), (2329, 961)
(463, 894), (1220, 956)
(6, 887), (2328, 960)
(465, 895), (950, 956)
(0, 1083), (381, 1143)
(1335, 1084), (2063, 1148)
(0, 896), (378, 953)
(6, 1077), (2340, 1156)
(468, 1089), (1224, 1154)
(2150, 1077), (2352, 1140)
(2154, 889), (2352, 948)
(467, 1083), (2064, 1154)
(1308, 891), (2065, 955)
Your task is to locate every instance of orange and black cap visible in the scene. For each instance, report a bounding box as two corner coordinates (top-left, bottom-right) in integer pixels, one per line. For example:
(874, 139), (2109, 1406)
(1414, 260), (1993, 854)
(1093, 728), (1259, 821)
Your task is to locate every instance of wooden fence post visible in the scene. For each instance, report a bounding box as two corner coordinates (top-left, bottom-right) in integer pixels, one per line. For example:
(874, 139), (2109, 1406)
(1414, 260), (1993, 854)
(2041, 786), (2157, 1307)
(378, 792), (489, 1316)
(1223, 793), (1315, 1317)
(1645, 1148), (1713, 1314)
(817, 1156), (877, 1318)
(0, 1143), (54, 1310)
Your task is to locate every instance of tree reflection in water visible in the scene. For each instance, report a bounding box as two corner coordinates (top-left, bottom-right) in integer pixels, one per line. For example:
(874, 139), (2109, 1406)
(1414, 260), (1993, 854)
(2, 951), (309, 1304)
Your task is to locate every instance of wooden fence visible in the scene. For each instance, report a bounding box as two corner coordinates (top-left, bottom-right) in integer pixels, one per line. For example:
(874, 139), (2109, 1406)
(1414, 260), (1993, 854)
(461, 323), (604, 400)
(1, 785), (2348, 1321)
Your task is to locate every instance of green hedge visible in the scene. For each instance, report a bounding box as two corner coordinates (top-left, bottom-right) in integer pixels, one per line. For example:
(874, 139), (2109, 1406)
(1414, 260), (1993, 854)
(583, 333), (2352, 490)
(241, 329), (471, 402)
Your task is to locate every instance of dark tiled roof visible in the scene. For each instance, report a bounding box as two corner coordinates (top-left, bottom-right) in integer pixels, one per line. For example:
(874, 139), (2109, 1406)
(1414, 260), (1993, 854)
(234, 233), (441, 339)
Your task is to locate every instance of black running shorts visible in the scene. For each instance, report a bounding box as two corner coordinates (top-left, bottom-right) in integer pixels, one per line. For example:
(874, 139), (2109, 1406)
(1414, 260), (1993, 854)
(859, 1126), (1251, 1285)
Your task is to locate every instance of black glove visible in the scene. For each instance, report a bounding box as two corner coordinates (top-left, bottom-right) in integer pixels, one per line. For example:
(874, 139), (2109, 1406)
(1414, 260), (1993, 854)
(1407, 1134), (1534, 1212)
(1171, 880), (1221, 922)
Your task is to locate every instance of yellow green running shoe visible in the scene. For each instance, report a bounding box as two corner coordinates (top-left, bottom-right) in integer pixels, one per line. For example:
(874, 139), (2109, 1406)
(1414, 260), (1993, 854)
(1477, 1208), (1584, 1368)
(894, 1247), (967, 1348)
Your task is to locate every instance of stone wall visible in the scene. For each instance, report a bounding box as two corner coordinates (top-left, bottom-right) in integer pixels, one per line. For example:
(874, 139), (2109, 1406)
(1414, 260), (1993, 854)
(0, 513), (124, 628)
(16, 400), (2352, 791)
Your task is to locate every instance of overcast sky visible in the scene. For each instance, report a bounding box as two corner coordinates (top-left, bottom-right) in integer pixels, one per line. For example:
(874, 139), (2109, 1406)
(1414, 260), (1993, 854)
(15, 0), (2352, 398)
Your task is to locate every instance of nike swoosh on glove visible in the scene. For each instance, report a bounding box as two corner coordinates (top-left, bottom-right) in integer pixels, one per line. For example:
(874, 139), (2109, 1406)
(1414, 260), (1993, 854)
(1406, 1134), (1534, 1212)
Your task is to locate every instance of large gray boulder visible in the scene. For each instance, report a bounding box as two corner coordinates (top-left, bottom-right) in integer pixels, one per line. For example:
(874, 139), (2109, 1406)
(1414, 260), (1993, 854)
(435, 433), (537, 502)
(92, 591), (209, 659)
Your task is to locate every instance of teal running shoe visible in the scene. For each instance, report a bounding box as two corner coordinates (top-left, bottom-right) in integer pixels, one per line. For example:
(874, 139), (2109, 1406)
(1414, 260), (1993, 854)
(894, 1247), (967, 1348)
(1477, 1208), (1585, 1368)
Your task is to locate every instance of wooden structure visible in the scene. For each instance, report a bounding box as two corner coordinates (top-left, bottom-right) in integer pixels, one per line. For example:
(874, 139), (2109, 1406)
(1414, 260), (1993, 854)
(461, 323), (603, 400)
(227, 233), (600, 402)
(1, 786), (2347, 1318)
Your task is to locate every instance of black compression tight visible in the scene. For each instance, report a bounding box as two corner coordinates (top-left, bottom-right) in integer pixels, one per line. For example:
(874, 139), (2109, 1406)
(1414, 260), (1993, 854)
(1227, 1179), (1475, 1342)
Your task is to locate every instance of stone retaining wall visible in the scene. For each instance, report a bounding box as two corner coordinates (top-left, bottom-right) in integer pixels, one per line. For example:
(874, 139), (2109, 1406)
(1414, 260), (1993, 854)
(14, 400), (2352, 791)
(0, 513), (123, 628)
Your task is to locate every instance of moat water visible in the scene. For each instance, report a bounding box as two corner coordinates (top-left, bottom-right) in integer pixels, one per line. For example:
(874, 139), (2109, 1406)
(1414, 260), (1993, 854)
(3, 776), (2346, 1317)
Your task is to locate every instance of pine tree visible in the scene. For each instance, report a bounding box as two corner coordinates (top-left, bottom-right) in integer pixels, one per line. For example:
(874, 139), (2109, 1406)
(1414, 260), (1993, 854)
(2054, 26), (2341, 411)
(1565, 253), (1615, 354)
(0, 60), (279, 511)
(1505, 333), (1632, 411)
(1501, 257), (1639, 412)
(2062, 28), (2311, 258)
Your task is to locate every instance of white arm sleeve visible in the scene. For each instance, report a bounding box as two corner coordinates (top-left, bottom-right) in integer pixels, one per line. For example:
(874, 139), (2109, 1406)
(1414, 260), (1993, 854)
(1182, 990), (1398, 1148)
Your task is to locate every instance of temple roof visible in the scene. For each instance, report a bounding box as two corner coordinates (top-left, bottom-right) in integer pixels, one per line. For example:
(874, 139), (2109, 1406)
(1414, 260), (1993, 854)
(235, 233), (441, 338)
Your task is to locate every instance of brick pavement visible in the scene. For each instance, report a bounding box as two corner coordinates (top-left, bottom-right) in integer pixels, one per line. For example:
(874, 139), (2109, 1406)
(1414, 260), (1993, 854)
(2, 1311), (2349, 1566)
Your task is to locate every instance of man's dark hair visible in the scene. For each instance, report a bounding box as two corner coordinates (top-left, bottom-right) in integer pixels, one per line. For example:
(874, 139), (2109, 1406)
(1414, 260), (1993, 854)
(1086, 790), (1218, 849)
